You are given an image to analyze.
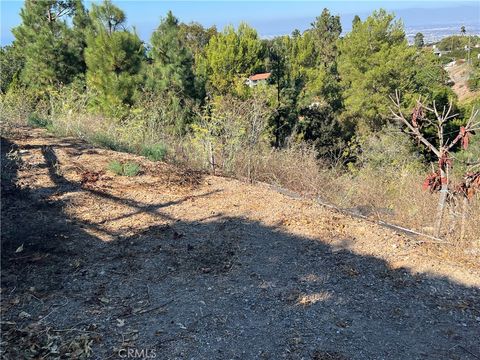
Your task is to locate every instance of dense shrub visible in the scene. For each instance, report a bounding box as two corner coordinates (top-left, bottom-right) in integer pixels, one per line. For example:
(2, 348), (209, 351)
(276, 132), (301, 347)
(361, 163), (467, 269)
(0, 86), (36, 124)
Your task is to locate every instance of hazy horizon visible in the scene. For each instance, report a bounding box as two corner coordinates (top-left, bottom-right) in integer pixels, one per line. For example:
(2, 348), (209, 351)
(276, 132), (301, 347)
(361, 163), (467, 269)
(1, 1), (479, 45)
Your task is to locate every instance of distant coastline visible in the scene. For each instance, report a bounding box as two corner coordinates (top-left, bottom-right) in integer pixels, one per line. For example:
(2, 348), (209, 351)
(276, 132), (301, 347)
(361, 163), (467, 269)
(261, 24), (480, 44)
(405, 23), (480, 44)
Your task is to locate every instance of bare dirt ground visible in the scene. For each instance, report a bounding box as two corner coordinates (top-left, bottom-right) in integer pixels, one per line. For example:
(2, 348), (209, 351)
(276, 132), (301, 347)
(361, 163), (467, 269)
(1, 127), (479, 360)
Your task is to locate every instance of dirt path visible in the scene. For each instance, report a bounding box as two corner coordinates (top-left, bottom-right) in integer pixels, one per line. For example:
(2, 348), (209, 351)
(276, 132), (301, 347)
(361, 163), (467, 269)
(1, 127), (479, 360)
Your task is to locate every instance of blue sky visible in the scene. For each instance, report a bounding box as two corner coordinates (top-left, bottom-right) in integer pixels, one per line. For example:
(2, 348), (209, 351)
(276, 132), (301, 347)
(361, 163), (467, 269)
(1, 1), (479, 45)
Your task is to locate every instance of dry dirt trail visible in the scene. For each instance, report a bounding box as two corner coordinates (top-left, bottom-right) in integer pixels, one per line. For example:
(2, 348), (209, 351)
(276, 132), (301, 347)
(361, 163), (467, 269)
(1, 127), (480, 360)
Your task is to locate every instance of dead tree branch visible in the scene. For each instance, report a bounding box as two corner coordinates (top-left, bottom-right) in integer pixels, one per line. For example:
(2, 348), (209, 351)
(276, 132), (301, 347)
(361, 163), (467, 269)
(389, 91), (479, 238)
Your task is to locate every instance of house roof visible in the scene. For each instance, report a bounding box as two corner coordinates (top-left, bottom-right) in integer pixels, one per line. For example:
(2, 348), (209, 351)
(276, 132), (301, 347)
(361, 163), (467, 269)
(249, 72), (271, 81)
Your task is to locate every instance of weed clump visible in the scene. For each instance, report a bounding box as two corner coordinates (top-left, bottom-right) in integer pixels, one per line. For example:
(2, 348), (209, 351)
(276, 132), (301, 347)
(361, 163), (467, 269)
(108, 160), (140, 176)
(27, 113), (51, 129)
(123, 161), (141, 176)
(141, 143), (167, 161)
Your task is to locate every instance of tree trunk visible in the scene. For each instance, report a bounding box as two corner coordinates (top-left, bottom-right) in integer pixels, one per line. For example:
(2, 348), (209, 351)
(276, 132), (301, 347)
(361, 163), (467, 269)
(434, 167), (449, 237)
(208, 141), (215, 175)
(447, 198), (457, 236)
(275, 112), (280, 148)
(460, 196), (469, 244)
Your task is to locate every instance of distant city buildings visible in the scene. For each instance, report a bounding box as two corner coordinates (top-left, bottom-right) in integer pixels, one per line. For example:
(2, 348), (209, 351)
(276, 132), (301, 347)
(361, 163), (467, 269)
(432, 45), (449, 57)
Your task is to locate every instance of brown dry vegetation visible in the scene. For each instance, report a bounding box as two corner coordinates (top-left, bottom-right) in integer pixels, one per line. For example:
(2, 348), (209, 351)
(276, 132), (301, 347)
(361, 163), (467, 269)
(446, 61), (480, 102)
(1, 126), (479, 359)
(3, 92), (479, 246)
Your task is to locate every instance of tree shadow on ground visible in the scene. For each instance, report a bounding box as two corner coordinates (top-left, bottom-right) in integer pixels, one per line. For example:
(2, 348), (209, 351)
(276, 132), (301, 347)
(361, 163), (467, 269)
(1, 136), (479, 360)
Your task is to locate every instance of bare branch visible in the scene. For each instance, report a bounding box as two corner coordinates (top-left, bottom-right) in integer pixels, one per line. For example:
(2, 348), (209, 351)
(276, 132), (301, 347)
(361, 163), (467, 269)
(388, 95), (441, 157)
(446, 107), (480, 152)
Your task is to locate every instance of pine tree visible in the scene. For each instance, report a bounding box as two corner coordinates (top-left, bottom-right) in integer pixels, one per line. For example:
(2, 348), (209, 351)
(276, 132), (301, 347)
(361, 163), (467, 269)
(352, 15), (361, 28)
(179, 22), (217, 57)
(148, 11), (195, 97)
(338, 10), (452, 132)
(306, 8), (343, 112)
(70, 0), (92, 76)
(144, 11), (196, 133)
(12, 0), (84, 96)
(85, 0), (144, 118)
(90, 0), (125, 35)
(285, 9), (343, 110)
(338, 10), (413, 131)
(267, 39), (297, 147)
(414, 32), (425, 48)
(294, 10), (345, 156)
(310, 8), (342, 66)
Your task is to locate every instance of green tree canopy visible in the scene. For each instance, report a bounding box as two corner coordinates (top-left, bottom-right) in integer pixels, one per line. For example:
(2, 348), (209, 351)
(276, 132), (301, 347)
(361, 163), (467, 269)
(0, 45), (25, 93)
(12, 0), (86, 96)
(203, 23), (264, 94)
(337, 9), (446, 131)
(90, 0), (125, 34)
(85, 0), (144, 118)
(352, 15), (361, 28)
(147, 11), (195, 97)
(414, 32), (425, 48)
(303, 9), (343, 112)
(310, 8), (342, 66)
(179, 22), (217, 57)
(266, 38), (299, 147)
(144, 11), (197, 133)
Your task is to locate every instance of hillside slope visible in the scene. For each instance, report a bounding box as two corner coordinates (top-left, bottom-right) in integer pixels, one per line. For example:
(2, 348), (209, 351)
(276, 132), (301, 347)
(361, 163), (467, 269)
(446, 60), (479, 102)
(1, 127), (479, 359)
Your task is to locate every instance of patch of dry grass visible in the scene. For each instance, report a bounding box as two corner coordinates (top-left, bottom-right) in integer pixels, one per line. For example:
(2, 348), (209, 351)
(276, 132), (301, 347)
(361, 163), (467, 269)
(230, 143), (479, 248)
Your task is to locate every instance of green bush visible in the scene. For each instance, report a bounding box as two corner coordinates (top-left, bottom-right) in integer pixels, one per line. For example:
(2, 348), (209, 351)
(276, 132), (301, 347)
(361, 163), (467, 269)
(107, 160), (124, 175)
(356, 126), (425, 175)
(107, 160), (141, 176)
(141, 143), (167, 161)
(123, 161), (141, 176)
(27, 113), (51, 128)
